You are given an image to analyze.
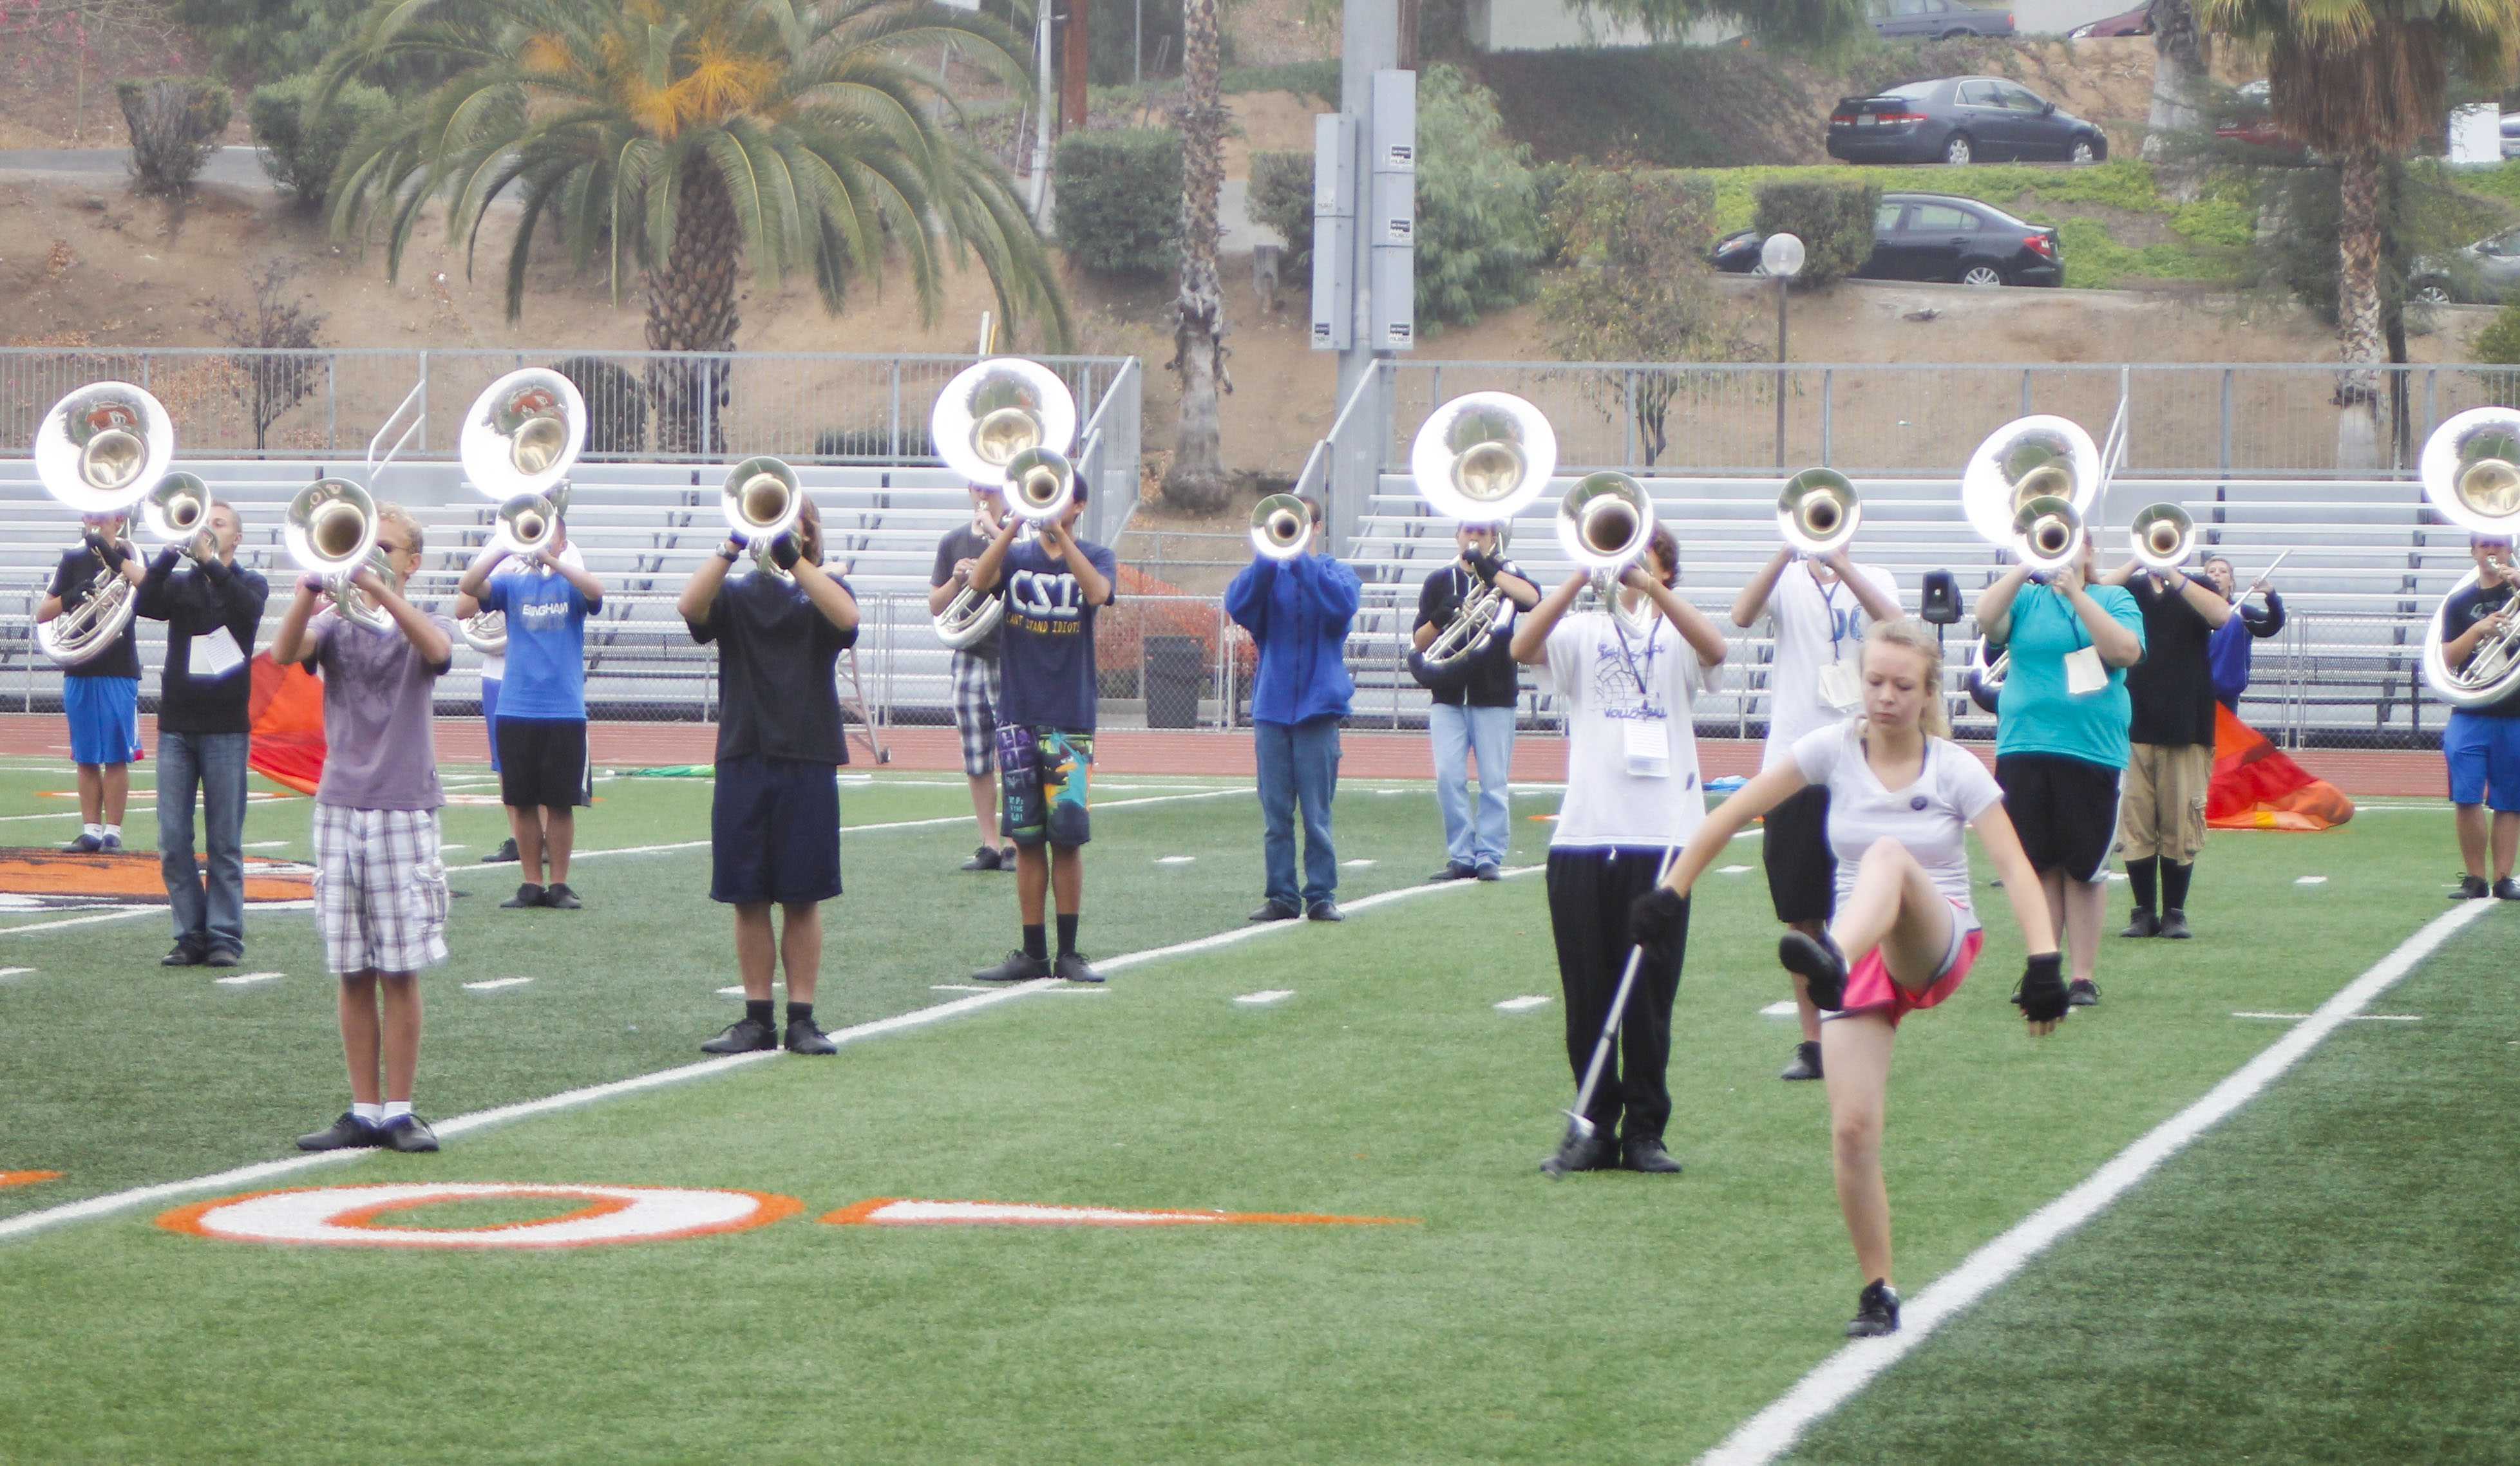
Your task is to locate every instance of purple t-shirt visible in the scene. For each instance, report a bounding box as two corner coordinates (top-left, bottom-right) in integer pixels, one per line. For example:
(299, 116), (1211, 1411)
(308, 607), (455, 811)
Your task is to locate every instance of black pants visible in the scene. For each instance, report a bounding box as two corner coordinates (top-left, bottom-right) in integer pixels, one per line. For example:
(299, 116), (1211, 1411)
(1546, 847), (1689, 1143)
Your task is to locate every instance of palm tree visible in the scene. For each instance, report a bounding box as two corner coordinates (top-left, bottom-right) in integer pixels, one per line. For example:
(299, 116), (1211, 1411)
(1166, 0), (1230, 513)
(320, 0), (1074, 454)
(2143, 0), (2212, 170)
(2201, 1), (2520, 467)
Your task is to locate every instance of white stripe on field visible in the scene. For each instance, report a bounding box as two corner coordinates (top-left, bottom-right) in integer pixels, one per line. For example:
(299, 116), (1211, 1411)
(1494, 995), (1551, 1013)
(464, 977), (535, 991)
(563, 787), (1245, 863)
(212, 971), (285, 987)
(2231, 1010), (2421, 1022)
(1695, 897), (2494, 1466)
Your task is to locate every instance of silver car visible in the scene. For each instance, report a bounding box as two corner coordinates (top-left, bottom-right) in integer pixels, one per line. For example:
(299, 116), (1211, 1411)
(1870, 0), (2016, 39)
(2411, 226), (2520, 306)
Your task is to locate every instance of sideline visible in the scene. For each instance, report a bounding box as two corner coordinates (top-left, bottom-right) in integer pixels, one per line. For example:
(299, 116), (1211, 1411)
(1694, 897), (2497, 1466)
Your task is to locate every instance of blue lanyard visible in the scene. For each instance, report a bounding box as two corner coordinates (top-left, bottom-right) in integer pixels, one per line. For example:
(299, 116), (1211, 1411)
(1818, 572), (1848, 660)
(1609, 611), (1661, 701)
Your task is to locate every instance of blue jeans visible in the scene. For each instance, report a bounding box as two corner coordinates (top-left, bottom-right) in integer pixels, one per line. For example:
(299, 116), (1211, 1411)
(1256, 717), (1341, 909)
(158, 730), (250, 955)
(1430, 702), (1515, 869)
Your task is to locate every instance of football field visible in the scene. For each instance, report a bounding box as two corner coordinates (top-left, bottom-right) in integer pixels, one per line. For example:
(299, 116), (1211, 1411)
(0, 757), (2511, 1463)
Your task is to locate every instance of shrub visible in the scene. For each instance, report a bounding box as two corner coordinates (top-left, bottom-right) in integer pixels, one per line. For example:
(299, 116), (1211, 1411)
(118, 77), (231, 198)
(1054, 129), (1184, 275)
(2474, 298), (2520, 365)
(1750, 176), (1881, 288)
(551, 357), (649, 459)
(248, 72), (391, 209)
(1247, 149), (1314, 272)
(1414, 64), (1543, 330)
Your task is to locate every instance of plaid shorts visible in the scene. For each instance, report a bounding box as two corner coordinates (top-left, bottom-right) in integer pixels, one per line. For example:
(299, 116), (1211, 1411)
(951, 651), (1003, 778)
(311, 803), (450, 975)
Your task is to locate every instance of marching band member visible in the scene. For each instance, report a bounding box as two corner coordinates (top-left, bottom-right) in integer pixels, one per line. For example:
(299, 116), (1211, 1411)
(930, 481), (1017, 874)
(1973, 529), (2144, 1008)
(2203, 556), (2284, 713)
(1730, 540), (1900, 1082)
(1414, 523), (1539, 884)
(2099, 552), (2233, 941)
(1633, 618), (2067, 1337)
(1227, 494), (1359, 923)
(270, 505), (456, 1154)
(40, 512), (146, 852)
(2439, 533), (2520, 901)
(474, 556), (518, 867)
(1510, 526), (1726, 1177)
(680, 499), (860, 1055)
(457, 522), (603, 911)
(135, 500), (268, 968)
(966, 480), (1118, 986)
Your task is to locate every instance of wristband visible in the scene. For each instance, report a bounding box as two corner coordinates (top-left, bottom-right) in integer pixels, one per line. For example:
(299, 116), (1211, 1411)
(717, 545), (742, 564)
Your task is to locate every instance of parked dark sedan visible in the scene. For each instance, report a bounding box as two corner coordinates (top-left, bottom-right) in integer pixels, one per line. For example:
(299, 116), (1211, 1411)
(1710, 193), (2062, 288)
(1869, 0), (2016, 39)
(2067, 5), (2151, 37)
(1828, 77), (2110, 165)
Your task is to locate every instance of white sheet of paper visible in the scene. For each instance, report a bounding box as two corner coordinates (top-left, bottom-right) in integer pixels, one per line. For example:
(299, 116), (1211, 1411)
(1622, 715), (1669, 779)
(1817, 659), (1862, 713)
(192, 625), (247, 680)
(2063, 644), (2108, 697)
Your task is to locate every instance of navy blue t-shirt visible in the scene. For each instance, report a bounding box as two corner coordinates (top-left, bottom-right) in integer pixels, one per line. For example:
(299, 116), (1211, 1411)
(477, 570), (595, 720)
(997, 536), (1118, 732)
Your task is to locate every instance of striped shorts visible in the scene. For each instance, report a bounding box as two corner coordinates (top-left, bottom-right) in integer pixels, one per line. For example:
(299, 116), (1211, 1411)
(951, 651), (1003, 778)
(311, 804), (449, 975)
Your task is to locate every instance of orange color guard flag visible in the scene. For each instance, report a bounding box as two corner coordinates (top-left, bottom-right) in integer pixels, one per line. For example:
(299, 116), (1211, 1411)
(247, 652), (325, 796)
(2207, 703), (2353, 832)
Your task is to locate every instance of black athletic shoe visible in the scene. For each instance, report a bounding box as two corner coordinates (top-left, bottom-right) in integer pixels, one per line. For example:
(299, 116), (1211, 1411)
(296, 1113), (383, 1152)
(205, 948), (241, 968)
(1779, 929), (1851, 1011)
(381, 1114), (439, 1153)
(1428, 863), (1474, 883)
(500, 883), (546, 909)
(1622, 1135), (1683, 1174)
(1540, 1127), (1617, 1178)
(2119, 907), (2160, 938)
(2067, 977), (2100, 1007)
(1780, 1039), (1823, 1082)
(784, 1018), (838, 1055)
(2497, 878), (2520, 901)
(63, 832), (101, 854)
(1306, 899), (1345, 922)
(162, 944), (204, 967)
(2452, 874), (2491, 900)
(700, 1016), (778, 1054)
(997, 845), (1019, 870)
(1248, 901), (1301, 923)
(542, 883), (582, 910)
(480, 838), (519, 865)
(2158, 907), (2193, 940)
(1054, 952), (1104, 984)
(1847, 1279), (1901, 1337)
(1474, 863), (1503, 882)
(974, 950), (1051, 984)
(960, 845), (1001, 872)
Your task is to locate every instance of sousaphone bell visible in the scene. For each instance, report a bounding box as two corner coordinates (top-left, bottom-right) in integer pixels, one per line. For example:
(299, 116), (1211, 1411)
(2420, 408), (2520, 708)
(1408, 392), (1557, 677)
(32, 383), (176, 668)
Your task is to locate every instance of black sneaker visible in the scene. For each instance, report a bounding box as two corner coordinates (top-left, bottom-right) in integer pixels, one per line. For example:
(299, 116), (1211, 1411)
(973, 950), (1051, 984)
(1306, 899), (1345, 922)
(1248, 901), (1301, 923)
(481, 838), (519, 865)
(785, 1017), (838, 1055)
(2158, 908), (2193, 940)
(500, 883), (546, 909)
(2120, 908), (2159, 938)
(1054, 952), (1104, 984)
(1780, 1039), (1823, 1082)
(2496, 878), (2520, 901)
(204, 948), (241, 968)
(162, 944), (204, 967)
(1847, 1279), (1901, 1337)
(296, 1112), (383, 1152)
(1621, 1135), (1683, 1173)
(63, 832), (101, 854)
(2452, 874), (2491, 900)
(2067, 977), (2100, 1007)
(700, 1016), (778, 1054)
(1474, 863), (1502, 882)
(1428, 863), (1474, 883)
(997, 845), (1019, 870)
(1779, 929), (1850, 1011)
(1540, 1127), (1617, 1178)
(381, 1114), (440, 1152)
(542, 883), (582, 910)
(960, 845), (1001, 872)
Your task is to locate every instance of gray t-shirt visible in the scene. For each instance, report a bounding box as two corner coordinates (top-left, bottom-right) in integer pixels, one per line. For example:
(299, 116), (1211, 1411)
(309, 606), (455, 811)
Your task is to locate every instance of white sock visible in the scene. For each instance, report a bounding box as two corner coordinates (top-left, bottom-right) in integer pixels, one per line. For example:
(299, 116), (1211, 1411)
(383, 1100), (413, 1122)
(102, 823), (121, 840)
(82, 823), (104, 839)
(352, 1102), (386, 1124)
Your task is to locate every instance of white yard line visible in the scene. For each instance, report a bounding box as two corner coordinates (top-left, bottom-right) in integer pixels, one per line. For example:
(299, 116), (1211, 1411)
(562, 787), (1245, 863)
(211, 972), (285, 987)
(1694, 897), (2494, 1466)
(463, 977), (535, 991)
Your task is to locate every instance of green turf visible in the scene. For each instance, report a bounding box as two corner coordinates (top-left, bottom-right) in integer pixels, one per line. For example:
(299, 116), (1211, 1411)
(0, 770), (2497, 1462)
(1781, 915), (2520, 1466)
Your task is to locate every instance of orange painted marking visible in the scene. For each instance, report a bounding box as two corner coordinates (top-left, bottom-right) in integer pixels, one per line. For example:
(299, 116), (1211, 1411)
(0, 1170), (64, 1189)
(0, 849), (310, 903)
(820, 1198), (1418, 1228)
(157, 1185), (803, 1250)
(328, 1192), (639, 1232)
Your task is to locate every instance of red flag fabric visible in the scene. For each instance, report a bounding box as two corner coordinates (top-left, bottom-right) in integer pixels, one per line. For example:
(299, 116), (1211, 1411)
(2207, 703), (2353, 832)
(247, 653), (325, 796)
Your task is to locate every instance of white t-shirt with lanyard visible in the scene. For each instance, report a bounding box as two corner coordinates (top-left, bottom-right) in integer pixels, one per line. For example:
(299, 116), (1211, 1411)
(1759, 559), (1900, 770)
(1790, 720), (2004, 923)
(1539, 608), (1716, 849)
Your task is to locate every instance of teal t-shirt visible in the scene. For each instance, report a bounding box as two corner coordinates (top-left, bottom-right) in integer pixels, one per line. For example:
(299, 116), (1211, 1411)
(1993, 582), (2145, 769)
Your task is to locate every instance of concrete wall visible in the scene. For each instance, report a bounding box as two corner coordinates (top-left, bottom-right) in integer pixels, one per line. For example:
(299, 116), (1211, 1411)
(1463, 0), (1732, 51)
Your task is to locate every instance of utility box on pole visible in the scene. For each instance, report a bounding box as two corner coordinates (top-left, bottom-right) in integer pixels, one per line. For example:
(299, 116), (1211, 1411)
(1368, 69), (1417, 351)
(1310, 113), (1355, 352)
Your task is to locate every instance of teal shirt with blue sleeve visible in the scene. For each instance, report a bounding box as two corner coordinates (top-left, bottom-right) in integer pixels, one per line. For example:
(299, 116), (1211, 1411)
(1994, 581), (2145, 769)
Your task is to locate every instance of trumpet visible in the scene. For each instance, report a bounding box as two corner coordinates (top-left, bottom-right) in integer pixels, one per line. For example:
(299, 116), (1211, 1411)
(142, 471), (214, 561)
(1559, 471), (1662, 638)
(285, 476), (394, 632)
(1777, 467), (1860, 558)
(1408, 393), (1557, 675)
(32, 384), (176, 668)
(1249, 494), (1311, 561)
(723, 455), (805, 579)
(2128, 502), (2197, 574)
(2419, 408), (2520, 708)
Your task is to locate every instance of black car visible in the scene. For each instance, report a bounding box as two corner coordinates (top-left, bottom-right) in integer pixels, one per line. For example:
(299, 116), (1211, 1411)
(1869, 0), (2016, 39)
(1710, 193), (2061, 288)
(1828, 76), (2109, 166)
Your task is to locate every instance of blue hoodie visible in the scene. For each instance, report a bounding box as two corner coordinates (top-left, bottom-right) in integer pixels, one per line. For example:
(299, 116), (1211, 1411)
(1225, 551), (1360, 726)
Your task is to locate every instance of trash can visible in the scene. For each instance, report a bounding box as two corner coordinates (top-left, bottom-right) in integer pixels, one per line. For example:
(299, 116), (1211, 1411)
(1143, 635), (1204, 729)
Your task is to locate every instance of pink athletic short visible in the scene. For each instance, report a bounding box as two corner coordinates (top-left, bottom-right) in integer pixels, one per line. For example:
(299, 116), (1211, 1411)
(1830, 898), (1983, 1029)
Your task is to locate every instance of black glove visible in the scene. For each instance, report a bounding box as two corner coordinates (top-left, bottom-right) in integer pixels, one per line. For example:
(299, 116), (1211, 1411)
(1628, 885), (1689, 954)
(2012, 952), (2069, 1023)
(768, 533), (802, 571)
(86, 531), (123, 570)
(198, 552), (230, 584)
(1467, 550), (1504, 585)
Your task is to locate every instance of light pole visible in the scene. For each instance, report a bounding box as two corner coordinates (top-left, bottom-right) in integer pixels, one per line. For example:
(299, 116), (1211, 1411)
(1762, 231), (1805, 469)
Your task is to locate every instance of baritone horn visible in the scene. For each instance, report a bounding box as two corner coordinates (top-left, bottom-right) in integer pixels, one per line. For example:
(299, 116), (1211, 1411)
(32, 383), (176, 667)
(723, 455), (804, 579)
(1560, 471), (1662, 637)
(1250, 494), (1311, 560)
(1777, 467), (1860, 558)
(143, 471), (213, 559)
(285, 476), (393, 632)
(2419, 408), (2520, 708)
(1408, 393), (1557, 673)
(2128, 502), (2197, 574)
